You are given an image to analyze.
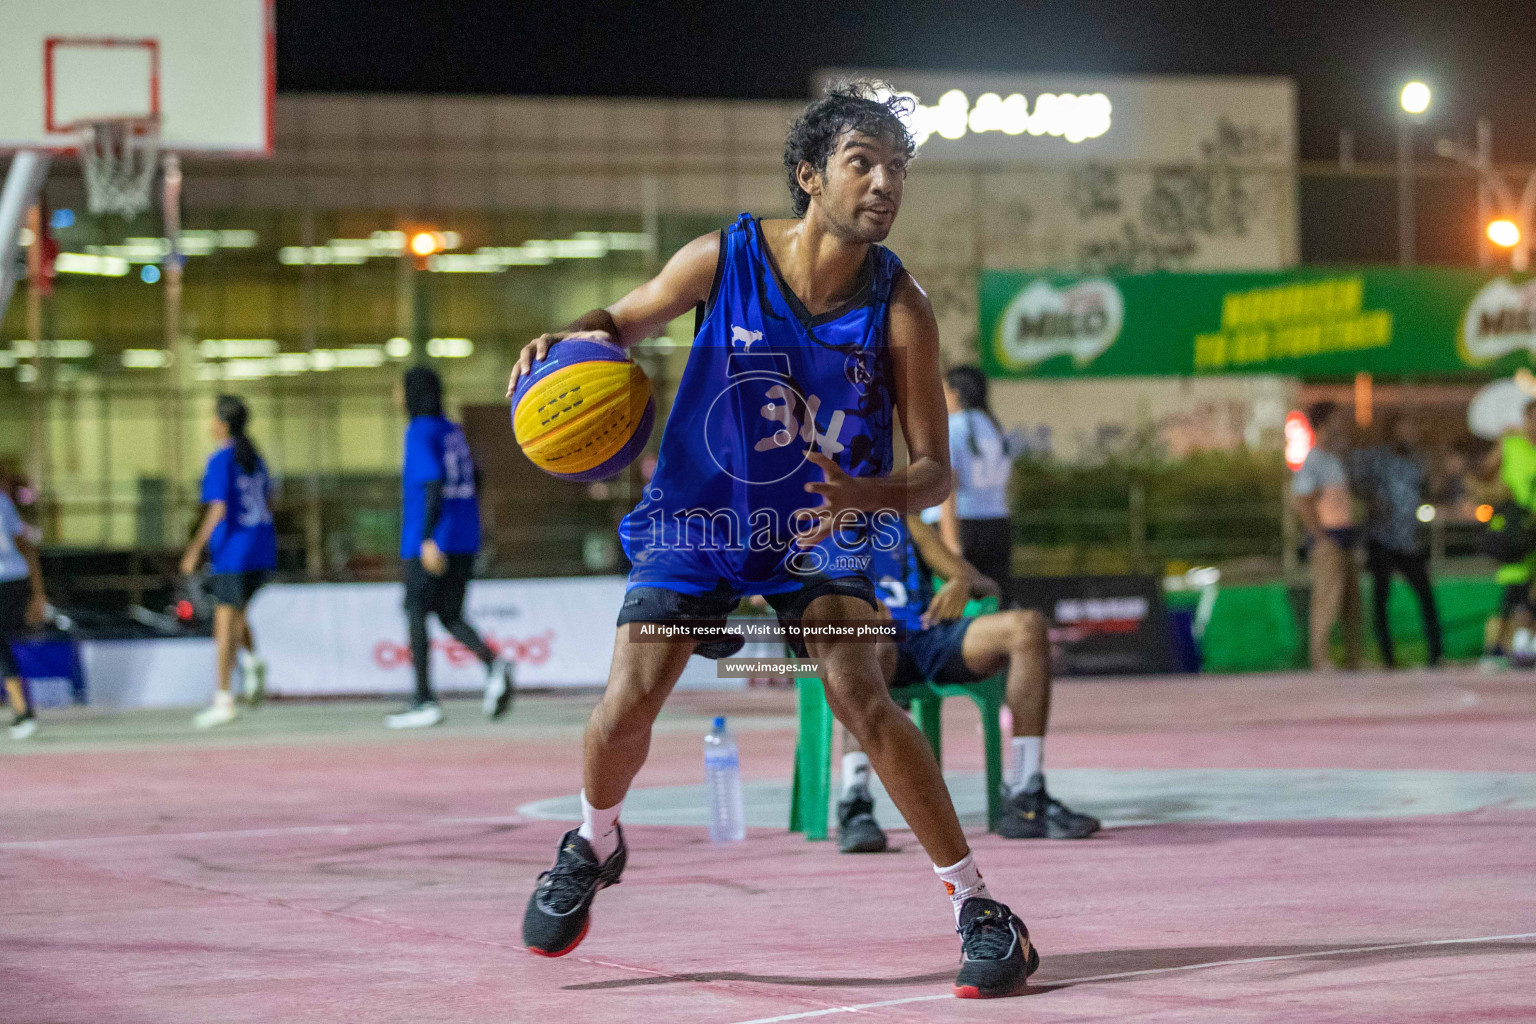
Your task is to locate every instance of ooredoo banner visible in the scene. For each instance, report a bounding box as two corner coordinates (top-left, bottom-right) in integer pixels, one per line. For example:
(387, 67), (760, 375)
(248, 576), (716, 695)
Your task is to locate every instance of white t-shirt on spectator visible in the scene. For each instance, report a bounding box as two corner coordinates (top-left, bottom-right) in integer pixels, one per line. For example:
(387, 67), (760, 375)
(0, 493), (29, 583)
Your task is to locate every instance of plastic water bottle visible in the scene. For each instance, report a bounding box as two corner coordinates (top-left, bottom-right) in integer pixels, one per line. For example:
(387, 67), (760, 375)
(704, 716), (746, 843)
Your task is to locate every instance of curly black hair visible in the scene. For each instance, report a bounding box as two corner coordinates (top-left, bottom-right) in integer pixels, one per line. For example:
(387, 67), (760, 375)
(783, 80), (916, 218)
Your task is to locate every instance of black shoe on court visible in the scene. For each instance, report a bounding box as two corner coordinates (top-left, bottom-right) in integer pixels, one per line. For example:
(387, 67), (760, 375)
(996, 774), (1100, 839)
(836, 786), (888, 853)
(524, 826), (627, 957)
(953, 897), (1039, 999)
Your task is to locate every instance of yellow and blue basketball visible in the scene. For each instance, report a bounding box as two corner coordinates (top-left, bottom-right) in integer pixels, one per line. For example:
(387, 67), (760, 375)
(511, 338), (655, 481)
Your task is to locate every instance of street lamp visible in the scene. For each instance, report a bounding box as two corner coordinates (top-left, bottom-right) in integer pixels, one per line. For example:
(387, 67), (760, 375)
(1487, 219), (1529, 272)
(409, 231), (446, 261)
(1438, 129), (1536, 273)
(1400, 82), (1431, 115)
(404, 229), (448, 362)
(1488, 219), (1521, 249)
(1397, 81), (1431, 267)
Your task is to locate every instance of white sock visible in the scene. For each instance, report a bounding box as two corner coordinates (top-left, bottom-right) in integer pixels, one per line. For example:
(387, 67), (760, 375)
(238, 649), (258, 672)
(934, 852), (990, 924)
(841, 751), (871, 797)
(1006, 736), (1043, 796)
(1515, 629), (1533, 656)
(212, 690), (235, 709)
(578, 790), (623, 863)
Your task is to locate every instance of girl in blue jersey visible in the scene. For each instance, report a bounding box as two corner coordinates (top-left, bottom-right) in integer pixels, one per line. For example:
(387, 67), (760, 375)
(181, 396), (276, 728)
(387, 366), (512, 730)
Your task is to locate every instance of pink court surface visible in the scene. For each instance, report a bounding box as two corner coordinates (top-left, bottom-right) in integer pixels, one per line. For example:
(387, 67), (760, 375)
(5, 668), (1535, 1023)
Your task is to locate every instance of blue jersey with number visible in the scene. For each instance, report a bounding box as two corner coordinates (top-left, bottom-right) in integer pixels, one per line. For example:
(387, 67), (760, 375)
(201, 446), (277, 574)
(619, 214), (905, 595)
(401, 415), (480, 559)
(867, 518), (931, 632)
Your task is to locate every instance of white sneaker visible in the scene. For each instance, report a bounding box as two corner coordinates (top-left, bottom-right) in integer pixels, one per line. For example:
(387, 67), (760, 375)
(10, 715), (37, 740)
(194, 693), (238, 729)
(385, 701), (443, 729)
(483, 656), (514, 719)
(240, 652), (267, 706)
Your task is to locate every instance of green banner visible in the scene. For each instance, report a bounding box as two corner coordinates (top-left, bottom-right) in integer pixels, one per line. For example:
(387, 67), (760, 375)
(978, 267), (1536, 379)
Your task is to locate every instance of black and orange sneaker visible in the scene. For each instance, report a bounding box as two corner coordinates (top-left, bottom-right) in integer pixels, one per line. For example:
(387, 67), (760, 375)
(953, 897), (1038, 999)
(523, 826), (627, 957)
(997, 774), (1100, 839)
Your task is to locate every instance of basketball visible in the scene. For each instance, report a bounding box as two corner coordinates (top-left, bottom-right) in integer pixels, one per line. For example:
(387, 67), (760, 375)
(511, 338), (656, 481)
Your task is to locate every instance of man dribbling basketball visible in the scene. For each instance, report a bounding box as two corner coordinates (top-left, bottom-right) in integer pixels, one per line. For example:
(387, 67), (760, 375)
(508, 81), (1038, 999)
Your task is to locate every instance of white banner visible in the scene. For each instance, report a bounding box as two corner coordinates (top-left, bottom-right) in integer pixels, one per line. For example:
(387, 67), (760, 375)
(79, 638), (217, 709)
(246, 577), (742, 696)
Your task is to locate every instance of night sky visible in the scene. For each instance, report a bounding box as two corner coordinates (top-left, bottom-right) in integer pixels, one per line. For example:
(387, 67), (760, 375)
(275, 0), (1536, 163)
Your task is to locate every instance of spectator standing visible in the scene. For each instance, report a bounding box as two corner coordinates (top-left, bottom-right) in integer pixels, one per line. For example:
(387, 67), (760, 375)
(1353, 413), (1443, 668)
(1292, 401), (1363, 671)
(1476, 399), (1536, 667)
(0, 471), (47, 740)
(936, 366), (1023, 600)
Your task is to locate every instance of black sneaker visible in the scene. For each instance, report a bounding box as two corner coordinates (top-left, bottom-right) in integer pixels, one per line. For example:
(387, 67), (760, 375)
(836, 786), (888, 853)
(523, 826), (627, 957)
(996, 774), (1100, 839)
(953, 897), (1039, 999)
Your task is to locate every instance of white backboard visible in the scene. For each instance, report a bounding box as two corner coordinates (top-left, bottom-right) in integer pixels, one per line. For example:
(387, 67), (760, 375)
(0, 0), (273, 155)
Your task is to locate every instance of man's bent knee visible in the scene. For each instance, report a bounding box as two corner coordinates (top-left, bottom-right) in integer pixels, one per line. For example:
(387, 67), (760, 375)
(823, 671), (897, 737)
(1005, 609), (1048, 650)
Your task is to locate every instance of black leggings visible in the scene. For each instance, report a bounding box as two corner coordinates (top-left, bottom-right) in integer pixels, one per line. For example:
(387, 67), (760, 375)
(959, 517), (1014, 606)
(1365, 540), (1443, 668)
(404, 556), (495, 703)
(0, 577), (28, 682)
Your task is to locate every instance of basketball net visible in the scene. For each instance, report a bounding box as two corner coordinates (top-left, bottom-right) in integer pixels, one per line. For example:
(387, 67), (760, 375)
(77, 117), (161, 218)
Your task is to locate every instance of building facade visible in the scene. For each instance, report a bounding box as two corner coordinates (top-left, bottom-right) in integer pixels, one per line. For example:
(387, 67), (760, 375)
(0, 75), (1297, 574)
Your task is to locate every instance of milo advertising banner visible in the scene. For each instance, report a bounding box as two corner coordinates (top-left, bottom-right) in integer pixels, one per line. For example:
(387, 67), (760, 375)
(979, 268), (1536, 379)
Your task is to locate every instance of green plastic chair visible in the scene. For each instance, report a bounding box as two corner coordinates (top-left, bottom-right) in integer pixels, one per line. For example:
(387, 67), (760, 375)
(787, 595), (1006, 841)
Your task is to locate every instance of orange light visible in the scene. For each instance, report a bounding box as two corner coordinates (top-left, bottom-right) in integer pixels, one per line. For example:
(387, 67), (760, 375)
(1488, 219), (1521, 249)
(409, 231), (441, 257)
(1283, 410), (1314, 472)
(1476, 504), (1495, 523)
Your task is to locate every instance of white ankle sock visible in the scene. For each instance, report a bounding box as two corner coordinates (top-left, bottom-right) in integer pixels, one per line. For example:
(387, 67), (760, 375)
(577, 790), (623, 863)
(1006, 736), (1043, 796)
(841, 751), (871, 797)
(1515, 629), (1533, 656)
(934, 852), (990, 923)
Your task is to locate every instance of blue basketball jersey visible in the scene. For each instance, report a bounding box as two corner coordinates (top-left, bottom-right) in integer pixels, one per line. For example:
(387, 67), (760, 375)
(400, 416), (481, 559)
(867, 518), (931, 633)
(619, 214), (905, 595)
(200, 446), (277, 574)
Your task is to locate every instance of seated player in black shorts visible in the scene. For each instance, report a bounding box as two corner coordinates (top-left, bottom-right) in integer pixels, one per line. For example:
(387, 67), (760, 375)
(837, 513), (1099, 852)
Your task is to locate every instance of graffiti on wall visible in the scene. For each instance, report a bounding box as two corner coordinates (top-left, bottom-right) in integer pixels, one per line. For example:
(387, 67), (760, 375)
(1073, 118), (1288, 273)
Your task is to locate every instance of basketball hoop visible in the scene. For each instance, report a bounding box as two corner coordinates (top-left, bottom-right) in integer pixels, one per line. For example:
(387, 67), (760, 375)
(77, 116), (161, 218)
